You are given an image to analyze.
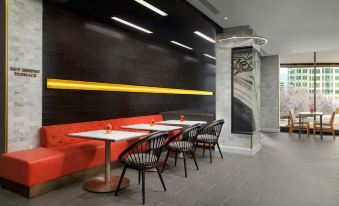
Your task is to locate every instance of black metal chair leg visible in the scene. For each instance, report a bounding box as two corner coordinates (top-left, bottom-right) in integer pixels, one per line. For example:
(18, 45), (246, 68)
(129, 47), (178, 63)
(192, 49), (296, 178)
(183, 152), (187, 178)
(115, 166), (127, 196)
(162, 151), (170, 172)
(191, 151), (199, 170)
(156, 166), (166, 191)
(216, 142), (223, 159)
(203, 143), (206, 157)
(209, 143), (212, 163)
(142, 170), (145, 204)
(174, 152), (178, 166)
(138, 170), (141, 184)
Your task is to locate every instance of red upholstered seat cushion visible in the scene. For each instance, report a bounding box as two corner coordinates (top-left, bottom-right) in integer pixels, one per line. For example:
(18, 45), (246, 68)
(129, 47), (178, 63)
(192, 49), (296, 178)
(0, 114), (172, 187)
(40, 115), (163, 148)
(0, 139), (141, 186)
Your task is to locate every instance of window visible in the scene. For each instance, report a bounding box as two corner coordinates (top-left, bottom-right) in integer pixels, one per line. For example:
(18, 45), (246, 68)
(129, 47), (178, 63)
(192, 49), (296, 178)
(280, 65), (339, 130)
(323, 75), (331, 81)
(323, 68), (332, 74)
(323, 89), (332, 95)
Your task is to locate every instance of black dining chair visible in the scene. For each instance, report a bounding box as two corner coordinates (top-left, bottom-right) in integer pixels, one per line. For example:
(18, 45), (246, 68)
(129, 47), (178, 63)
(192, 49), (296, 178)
(195, 119), (224, 163)
(162, 124), (200, 178)
(115, 131), (168, 204)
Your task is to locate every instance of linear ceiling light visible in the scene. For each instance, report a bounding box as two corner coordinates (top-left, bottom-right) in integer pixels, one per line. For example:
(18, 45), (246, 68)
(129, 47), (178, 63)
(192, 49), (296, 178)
(170, 41), (193, 50)
(194, 31), (216, 43)
(204, 54), (216, 60)
(47, 78), (213, 96)
(111, 17), (152, 34)
(134, 0), (168, 16)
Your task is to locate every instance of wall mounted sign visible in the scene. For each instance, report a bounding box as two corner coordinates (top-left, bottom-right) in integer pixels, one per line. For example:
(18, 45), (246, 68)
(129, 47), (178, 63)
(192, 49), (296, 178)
(10, 67), (40, 78)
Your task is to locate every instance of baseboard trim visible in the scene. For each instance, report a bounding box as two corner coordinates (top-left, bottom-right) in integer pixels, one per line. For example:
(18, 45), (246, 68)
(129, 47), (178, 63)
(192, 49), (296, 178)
(219, 144), (262, 156)
(0, 161), (122, 198)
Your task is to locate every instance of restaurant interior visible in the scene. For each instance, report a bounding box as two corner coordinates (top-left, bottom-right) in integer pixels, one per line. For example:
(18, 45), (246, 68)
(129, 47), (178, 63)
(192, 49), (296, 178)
(1, 0), (339, 205)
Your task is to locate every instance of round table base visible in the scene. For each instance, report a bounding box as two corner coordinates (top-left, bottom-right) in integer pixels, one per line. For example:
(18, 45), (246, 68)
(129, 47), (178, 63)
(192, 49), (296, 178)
(83, 176), (129, 193)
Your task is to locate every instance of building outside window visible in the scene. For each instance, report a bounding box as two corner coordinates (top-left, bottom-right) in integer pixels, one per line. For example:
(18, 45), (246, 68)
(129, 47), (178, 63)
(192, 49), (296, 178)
(280, 66), (339, 127)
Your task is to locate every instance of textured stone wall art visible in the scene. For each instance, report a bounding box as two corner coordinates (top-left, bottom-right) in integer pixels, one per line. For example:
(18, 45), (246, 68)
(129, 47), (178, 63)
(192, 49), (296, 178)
(232, 47), (261, 134)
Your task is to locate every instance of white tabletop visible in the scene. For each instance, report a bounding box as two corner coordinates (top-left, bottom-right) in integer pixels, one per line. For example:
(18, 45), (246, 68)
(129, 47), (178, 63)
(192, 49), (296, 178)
(156, 120), (207, 126)
(68, 130), (147, 142)
(299, 112), (323, 116)
(121, 124), (182, 132)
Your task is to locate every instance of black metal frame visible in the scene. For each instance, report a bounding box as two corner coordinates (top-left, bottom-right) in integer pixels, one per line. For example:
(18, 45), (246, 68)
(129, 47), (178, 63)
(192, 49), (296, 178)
(162, 124), (200, 178)
(195, 119), (224, 163)
(115, 131), (168, 204)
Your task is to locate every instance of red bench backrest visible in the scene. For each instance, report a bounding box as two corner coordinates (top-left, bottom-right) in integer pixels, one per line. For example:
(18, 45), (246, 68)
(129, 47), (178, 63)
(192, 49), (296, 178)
(40, 115), (163, 148)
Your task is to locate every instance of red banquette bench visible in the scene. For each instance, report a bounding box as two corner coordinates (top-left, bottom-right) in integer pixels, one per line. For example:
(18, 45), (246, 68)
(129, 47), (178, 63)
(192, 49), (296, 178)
(0, 114), (167, 197)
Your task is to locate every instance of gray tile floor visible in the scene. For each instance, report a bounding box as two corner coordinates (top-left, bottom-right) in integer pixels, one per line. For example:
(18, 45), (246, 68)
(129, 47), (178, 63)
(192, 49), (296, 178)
(1, 132), (339, 206)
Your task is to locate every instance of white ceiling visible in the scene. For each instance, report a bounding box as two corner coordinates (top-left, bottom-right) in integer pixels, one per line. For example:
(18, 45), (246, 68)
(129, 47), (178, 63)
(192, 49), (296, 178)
(280, 50), (339, 64)
(187, 0), (339, 55)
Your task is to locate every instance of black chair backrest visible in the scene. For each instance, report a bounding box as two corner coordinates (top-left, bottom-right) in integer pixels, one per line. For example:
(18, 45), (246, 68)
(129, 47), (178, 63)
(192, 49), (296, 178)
(199, 119), (224, 140)
(118, 131), (168, 166)
(166, 124), (201, 149)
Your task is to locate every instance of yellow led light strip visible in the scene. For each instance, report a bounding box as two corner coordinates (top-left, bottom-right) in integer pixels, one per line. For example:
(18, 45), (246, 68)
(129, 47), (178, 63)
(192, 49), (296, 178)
(47, 78), (214, 96)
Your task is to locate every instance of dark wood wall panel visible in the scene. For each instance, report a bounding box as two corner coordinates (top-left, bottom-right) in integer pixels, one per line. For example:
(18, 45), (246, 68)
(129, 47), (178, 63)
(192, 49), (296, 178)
(43, 1), (216, 125)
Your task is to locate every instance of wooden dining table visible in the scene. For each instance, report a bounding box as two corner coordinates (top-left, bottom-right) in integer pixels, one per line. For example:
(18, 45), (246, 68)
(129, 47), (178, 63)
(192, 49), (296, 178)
(298, 112), (324, 140)
(156, 120), (207, 127)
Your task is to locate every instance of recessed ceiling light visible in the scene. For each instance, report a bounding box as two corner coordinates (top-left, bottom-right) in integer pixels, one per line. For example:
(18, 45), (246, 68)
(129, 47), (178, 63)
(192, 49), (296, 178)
(134, 0), (168, 16)
(111, 17), (153, 34)
(170, 41), (193, 50)
(224, 17), (228, 20)
(204, 54), (216, 60)
(194, 31), (216, 43)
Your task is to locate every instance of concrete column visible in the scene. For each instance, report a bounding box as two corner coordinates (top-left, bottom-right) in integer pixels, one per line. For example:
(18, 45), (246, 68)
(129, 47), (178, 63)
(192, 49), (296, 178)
(7, 0), (42, 152)
(260, 55), (280, 132)
(216, 26), (262, 155)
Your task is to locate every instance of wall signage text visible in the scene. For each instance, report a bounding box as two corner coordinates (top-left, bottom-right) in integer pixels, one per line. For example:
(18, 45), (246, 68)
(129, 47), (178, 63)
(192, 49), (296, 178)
(10, 67), (40, 78)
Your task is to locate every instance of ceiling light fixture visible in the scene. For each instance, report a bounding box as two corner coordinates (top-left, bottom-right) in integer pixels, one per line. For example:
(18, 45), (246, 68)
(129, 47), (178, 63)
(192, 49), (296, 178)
(204, 54), (216, 60)
(170, 41), (193, 50)
(134, 0), (168, 16)
(194, 31), (216, 43)
(224, 17), (228, 20)
(111, 17), (153, 34)
(219, 36), (268, 46)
